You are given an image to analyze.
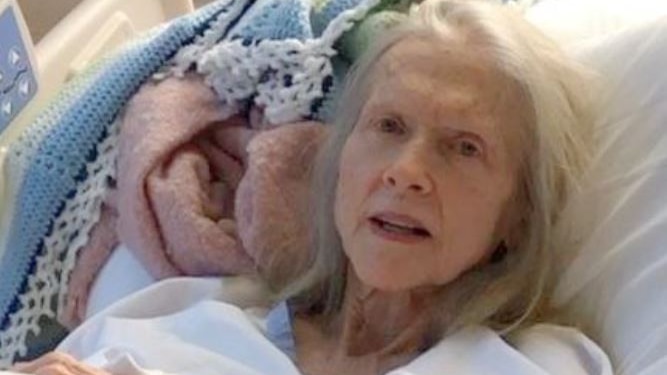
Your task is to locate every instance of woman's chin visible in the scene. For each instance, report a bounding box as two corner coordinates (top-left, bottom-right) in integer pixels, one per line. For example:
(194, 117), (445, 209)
(353, 264), (427, 292)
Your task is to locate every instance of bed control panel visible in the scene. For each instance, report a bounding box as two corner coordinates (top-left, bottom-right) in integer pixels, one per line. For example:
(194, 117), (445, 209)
(0, 0), (38, 136)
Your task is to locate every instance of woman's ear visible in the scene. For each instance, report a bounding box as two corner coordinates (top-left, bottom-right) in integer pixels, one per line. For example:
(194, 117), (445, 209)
(489, 188), (526, 265)
(490, 240), (509, 264)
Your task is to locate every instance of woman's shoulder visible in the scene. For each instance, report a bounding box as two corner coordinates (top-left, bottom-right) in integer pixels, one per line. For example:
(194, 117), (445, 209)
(56, 276), (300, 375)
(136, 275), (269, 309)
(507, 323), (612, 375)
(393, 324), (612, 375)
(76, 275), (274, 329)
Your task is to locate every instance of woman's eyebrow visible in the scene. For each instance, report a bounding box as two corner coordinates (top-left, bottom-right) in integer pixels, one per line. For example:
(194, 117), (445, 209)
(365, 90), (496, 140)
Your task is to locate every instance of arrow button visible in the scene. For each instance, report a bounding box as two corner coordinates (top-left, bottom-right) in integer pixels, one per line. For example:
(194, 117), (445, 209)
(9, 48), (22, 67)
(18, 77), (30, 96)
(1, 99), (12, 117)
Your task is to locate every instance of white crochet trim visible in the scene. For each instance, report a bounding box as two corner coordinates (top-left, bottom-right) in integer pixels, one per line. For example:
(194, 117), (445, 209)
(0, 118), (120, 368)
(170, 0), (252, 77)
(0, 1), (380, 366)
(195, 0), (380, 125)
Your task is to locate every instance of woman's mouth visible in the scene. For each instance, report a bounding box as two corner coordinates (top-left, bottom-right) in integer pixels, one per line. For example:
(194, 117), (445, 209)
(368, 214), (431, 243)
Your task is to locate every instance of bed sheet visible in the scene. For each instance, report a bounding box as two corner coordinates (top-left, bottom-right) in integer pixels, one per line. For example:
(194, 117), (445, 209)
(58, 278), (613, 375)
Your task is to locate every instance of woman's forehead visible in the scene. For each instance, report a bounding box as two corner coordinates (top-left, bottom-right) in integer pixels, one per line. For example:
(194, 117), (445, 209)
(362, 36), (531, 158)
(374, 37), (511, 97)
(367, 38), (524, 122)
(378, 36), (489, 77)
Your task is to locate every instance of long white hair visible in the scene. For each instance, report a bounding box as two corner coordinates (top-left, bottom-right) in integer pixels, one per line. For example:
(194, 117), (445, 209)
(272, 0), (596, 336)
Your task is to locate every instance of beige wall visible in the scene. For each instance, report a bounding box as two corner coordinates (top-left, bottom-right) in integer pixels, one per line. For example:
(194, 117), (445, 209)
(17, 0), (84, 43)
(193, 0), (215, 7)
(17, 0), (214, 43)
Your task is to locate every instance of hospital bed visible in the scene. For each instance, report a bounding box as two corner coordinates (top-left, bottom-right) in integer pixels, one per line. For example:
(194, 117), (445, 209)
(0, 0), (196, 216)
(0, 0), (195, 360)
(0, 0), (194, 147)
(1, 0), (667, 374)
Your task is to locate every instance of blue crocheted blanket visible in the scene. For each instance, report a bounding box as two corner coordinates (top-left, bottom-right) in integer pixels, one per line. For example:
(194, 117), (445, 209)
(0, 0), (390, 366)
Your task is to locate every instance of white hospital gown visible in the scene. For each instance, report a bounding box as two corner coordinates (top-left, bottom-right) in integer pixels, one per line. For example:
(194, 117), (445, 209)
(24, 276), (612, 375)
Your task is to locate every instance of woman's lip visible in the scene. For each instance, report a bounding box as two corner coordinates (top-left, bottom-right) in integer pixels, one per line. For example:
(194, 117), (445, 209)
(369, 211), (429, 232)
(368, 217), (431, 244)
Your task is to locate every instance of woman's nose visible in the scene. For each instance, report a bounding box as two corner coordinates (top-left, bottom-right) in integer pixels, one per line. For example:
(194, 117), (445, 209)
(382, 148), (434, 196)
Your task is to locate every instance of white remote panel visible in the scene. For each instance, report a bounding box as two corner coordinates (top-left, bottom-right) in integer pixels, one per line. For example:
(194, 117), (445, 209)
(0, 0), (38, 136)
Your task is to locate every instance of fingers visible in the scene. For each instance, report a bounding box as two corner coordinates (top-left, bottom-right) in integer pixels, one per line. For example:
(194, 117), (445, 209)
(33, 363), (69, 375)
(12, 352), (70, 373)
(12, 352), (111, 375)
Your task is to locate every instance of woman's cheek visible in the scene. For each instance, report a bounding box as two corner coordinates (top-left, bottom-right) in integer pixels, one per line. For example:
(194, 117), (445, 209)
(334, 162), (356, 238)
(335, 147), (371, 235)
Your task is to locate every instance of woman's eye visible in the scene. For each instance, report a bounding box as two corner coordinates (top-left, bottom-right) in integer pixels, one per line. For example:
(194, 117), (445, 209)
(377, 118), (404, 134)
(457, 139), (481, 157)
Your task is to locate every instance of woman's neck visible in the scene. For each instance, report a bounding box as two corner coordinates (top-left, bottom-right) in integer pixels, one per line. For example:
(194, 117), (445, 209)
(292, 267), (443, 375)
(332, 266), (439, 358)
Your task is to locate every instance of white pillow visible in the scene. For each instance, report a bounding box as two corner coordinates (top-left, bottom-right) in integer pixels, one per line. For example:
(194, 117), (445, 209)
(526, 0), (667, 45)
(538, 14), (667, 375)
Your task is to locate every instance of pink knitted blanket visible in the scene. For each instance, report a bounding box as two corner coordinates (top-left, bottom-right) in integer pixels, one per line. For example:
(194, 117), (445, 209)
(61, 74), (326, 327)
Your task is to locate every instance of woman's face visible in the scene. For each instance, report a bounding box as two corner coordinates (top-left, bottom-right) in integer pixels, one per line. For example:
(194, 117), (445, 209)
(334, 37), (528, 292)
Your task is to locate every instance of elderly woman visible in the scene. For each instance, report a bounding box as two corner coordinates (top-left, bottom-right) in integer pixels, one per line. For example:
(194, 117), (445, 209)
(11, 0), (606, 374)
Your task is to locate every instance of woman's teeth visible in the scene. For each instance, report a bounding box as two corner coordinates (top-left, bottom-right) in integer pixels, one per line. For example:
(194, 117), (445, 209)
(373, 218), (430, 237)
(380, 221), (415, 235)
